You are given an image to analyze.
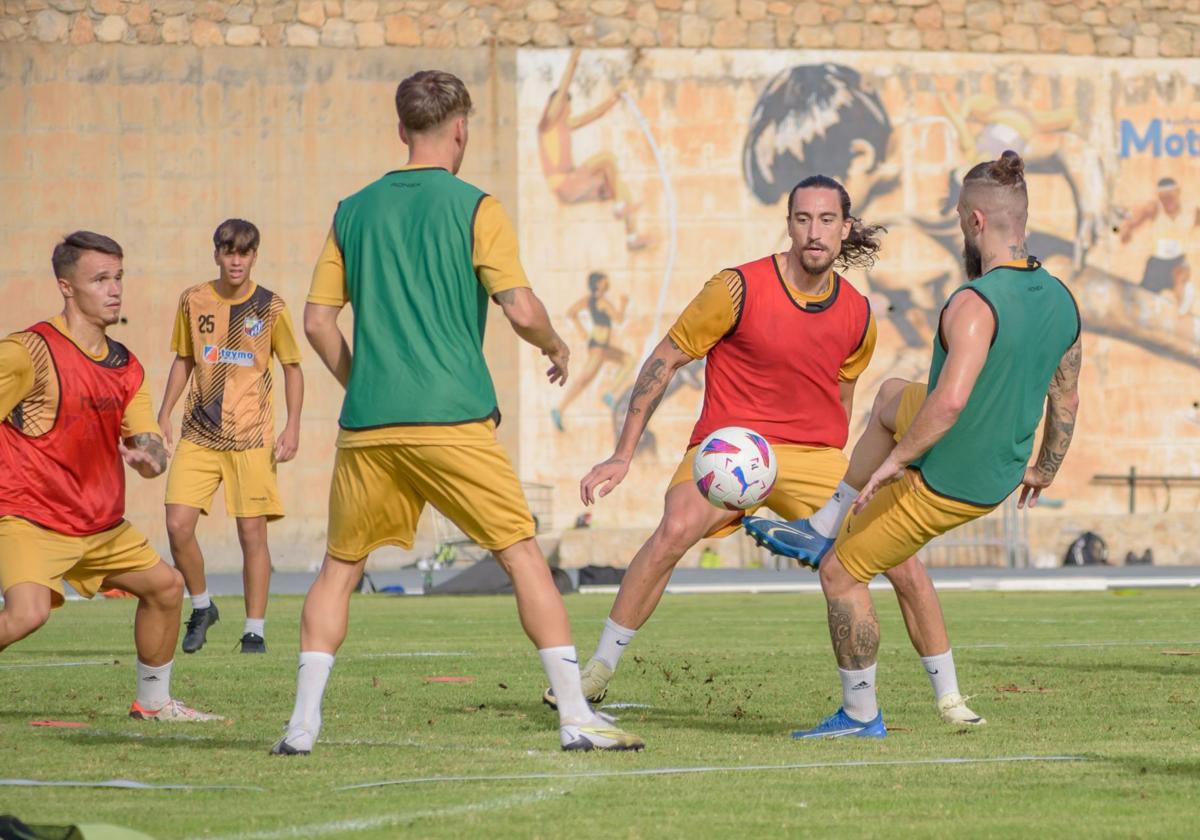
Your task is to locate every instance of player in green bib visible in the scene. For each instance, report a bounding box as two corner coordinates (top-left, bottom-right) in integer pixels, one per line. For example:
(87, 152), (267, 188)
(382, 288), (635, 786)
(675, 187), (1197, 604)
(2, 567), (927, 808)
(746, 151), (1082, 737)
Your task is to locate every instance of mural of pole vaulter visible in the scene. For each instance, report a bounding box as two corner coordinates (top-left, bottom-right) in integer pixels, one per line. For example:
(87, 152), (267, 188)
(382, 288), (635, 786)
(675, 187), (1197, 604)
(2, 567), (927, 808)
(516, 50), (1200, 530)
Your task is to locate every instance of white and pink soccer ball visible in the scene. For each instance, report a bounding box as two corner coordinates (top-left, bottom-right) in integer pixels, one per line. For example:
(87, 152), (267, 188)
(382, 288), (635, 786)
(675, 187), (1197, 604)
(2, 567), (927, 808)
(692, 426), (778, 510)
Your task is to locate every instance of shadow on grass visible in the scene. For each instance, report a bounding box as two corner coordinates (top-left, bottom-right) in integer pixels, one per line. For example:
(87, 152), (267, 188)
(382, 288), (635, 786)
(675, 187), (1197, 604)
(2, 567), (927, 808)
(982, 657), (1197, 678)
(1109, 755), (1200, 779)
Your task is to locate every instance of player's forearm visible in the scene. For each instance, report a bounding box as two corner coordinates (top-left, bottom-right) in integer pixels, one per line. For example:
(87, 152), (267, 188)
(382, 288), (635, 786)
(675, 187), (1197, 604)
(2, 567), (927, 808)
(890, 391), (963, 465)
(498, 289), (565, 355)
(157, 356), (192, 418)
(281, 363), (304, 429)
(1033, 391), (1079, 480)
(613, 344), (683, 460)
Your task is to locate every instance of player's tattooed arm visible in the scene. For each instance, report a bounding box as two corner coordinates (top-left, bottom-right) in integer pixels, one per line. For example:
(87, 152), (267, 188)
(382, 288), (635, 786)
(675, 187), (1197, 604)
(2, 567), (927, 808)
(1035, 337), (1082, 479)
(121, 432), (169, 478)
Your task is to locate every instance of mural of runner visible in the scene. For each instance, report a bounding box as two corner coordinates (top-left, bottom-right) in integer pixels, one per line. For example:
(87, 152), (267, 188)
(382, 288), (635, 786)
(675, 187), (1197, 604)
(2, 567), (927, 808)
(551, 271), (635, 432)
(1119, 177), (1198, 314)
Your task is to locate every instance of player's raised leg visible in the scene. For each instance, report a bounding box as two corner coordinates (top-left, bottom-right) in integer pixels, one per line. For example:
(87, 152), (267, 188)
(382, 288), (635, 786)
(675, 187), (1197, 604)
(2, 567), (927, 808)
(744, 376), (908, 566)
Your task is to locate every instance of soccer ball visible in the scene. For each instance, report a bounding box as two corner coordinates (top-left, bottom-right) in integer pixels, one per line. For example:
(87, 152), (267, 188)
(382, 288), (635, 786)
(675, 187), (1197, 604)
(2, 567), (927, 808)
(692, 426), (778, 510)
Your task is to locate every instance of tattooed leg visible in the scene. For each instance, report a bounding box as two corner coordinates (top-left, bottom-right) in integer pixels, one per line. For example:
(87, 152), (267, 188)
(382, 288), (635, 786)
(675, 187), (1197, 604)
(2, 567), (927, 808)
(820, 552), (880, 670)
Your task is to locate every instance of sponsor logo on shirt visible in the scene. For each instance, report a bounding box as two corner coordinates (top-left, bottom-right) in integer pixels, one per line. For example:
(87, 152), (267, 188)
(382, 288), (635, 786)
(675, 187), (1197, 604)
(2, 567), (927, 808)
(202, 345), (255, 367)
(244, 316), (264, 338)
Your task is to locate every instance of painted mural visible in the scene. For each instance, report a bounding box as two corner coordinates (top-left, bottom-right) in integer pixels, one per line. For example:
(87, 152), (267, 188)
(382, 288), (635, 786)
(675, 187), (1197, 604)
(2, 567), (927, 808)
(516, 49), (1200, 530)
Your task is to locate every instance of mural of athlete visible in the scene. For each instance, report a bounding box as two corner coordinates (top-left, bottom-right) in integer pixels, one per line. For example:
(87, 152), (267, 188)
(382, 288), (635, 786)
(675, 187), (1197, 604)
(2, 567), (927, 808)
(539, 48), (648, 251)
(1120, 177), (1198, 314)
(545, 176), (984, 729)
(552, 271), (634, 432)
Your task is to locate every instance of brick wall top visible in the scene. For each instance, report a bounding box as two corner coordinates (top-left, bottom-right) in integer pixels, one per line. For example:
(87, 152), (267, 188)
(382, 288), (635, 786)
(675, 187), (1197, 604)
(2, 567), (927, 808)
(0, 0), (1196, 56)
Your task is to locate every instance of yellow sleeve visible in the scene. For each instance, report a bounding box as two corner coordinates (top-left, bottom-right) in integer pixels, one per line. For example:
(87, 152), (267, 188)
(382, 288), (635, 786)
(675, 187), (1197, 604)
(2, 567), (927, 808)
(307, 227), (349, 307)
(839, 310), (878, 382)
(0, 338), (34, 421)
(120, 380), (161, 439)
(666, 271), (742, 359)
(271, 301), (303, 365)
(473, 196), (531, 296)
(170, 294), (192, 357)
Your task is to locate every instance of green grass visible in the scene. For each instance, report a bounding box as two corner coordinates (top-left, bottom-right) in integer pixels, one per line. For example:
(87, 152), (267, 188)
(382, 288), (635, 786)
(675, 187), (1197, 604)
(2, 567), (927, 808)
(2, 589), (1198, 839)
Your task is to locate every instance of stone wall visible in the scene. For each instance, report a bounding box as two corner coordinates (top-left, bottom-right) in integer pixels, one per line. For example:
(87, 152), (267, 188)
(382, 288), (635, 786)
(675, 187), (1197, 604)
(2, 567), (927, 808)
(1, 0), (1197, 56)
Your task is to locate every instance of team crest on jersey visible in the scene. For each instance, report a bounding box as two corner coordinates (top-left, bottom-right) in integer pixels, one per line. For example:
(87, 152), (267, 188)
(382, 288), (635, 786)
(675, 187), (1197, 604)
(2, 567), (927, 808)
(202, 344), (255, 367)
(243, 316), (264, 338)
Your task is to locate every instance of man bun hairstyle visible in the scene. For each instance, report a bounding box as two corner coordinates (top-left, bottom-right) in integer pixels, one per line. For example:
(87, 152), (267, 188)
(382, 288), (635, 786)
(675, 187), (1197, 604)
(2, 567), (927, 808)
(964, 149), (1027, 191)
(51, 231), (123, 279)
(213, 218), (260, 254)
(788, 174), (887, 270)
(395, 70), (473, 134)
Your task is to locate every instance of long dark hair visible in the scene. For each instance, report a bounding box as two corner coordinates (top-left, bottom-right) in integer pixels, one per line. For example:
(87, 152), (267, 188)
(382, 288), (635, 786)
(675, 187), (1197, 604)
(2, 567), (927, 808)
(789, 174), (886, 270)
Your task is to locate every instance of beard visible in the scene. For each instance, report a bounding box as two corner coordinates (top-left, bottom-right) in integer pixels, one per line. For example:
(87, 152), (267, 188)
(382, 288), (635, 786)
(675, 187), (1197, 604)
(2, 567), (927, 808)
(799, 248), (837, 277)
(962, 237), (983, 280)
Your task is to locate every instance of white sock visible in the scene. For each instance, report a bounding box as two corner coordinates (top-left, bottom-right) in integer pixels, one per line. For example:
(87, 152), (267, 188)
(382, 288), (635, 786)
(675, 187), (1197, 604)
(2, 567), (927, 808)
(838, 664), (879, 723)
(539, 646), (591, 723)
(191, 591), (211, 610)
(285, 651), (335, 749)
(136, 660), (172, 710)
(920, 649), (961, 702)
(809, 481), (859, 538)
(243, 618), (265, 637)
(592, 618), (636, 670)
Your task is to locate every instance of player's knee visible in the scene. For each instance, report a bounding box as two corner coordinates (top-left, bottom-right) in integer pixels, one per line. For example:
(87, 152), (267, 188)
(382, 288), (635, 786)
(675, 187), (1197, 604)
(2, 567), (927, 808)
(165, 509), (196, 544)
(652, 517), (698, 561)
(6, 600), (51, 638)
(874, 378), (908, 411)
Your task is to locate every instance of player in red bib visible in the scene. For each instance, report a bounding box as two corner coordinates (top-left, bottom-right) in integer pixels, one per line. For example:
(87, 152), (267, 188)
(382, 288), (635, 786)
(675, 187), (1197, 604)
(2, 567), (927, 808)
(0, 232), (220, 721)
(544, 177), (982, 727)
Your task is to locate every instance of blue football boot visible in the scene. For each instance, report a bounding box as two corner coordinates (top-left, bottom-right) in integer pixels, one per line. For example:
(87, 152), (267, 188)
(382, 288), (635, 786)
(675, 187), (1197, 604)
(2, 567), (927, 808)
(742, 516), (834, 569)
(792, 707), (887, 739)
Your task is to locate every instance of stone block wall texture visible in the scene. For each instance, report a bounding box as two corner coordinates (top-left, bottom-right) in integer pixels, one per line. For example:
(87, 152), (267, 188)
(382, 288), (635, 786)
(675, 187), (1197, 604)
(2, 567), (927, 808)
(1, 1), (1198, 57)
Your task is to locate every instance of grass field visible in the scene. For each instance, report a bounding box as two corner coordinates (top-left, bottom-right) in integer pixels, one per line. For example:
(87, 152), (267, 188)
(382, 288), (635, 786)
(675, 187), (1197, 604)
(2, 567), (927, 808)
(2, 588), (1198, 839)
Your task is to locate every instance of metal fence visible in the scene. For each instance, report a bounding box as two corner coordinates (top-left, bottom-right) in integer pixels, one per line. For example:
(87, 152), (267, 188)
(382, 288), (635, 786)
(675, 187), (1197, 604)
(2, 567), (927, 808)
(920, 496), (1030, 568)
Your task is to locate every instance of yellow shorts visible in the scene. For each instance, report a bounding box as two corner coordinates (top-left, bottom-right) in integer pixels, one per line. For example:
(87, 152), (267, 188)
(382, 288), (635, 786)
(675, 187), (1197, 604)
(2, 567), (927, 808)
(326, 440), (536, 561)
(165, 439), (284, 520)
(669, 443), (848, 538)
(834, 382), (994, 583)
(0, 517), (161, 608)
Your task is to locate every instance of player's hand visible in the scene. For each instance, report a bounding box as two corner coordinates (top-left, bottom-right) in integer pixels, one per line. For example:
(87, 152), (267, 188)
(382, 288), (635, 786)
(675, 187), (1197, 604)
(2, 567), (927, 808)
(1017, 465), (1054, 509)
(275, 424), (300, 463)
(157, 413), (174, 454)
(119, 439), (160, 478)
(853, 454), (907, 513)
(544, 339), (570, 387)
(580, 455), (629, 506)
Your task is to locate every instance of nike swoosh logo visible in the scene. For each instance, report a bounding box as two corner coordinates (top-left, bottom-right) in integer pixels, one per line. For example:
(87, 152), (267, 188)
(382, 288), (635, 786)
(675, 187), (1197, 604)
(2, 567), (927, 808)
(616, 640), (630, 646)
(926, 669), (939, 675)
(803, 727), (867, 738)
(564, 658), (579, 664)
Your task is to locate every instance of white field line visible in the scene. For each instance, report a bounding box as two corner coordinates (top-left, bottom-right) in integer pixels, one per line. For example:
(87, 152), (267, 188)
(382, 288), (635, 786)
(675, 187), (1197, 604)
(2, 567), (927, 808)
(194, 789), (560, 840)
(0, 659), (114, 669)
(0, 777), (264, 792)
(57, 728), (508, 754)
(336, 754), (1087, 790)
(579, 575), (1200, 596)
